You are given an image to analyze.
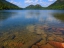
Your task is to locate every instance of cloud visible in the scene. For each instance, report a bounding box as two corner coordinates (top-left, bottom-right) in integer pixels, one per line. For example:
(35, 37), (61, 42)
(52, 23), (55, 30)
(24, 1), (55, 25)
(25, 0), (32, 3)
(7, 0), (56, 8)
(38, 0), (56, 7)
(25, 0), (54, 4)
(48, 0), (57, 2)
(48, 0), (54, 1)
(24, 0), (55, 6)
(9, 0), (22, 7)
(25, 0), (38, 4)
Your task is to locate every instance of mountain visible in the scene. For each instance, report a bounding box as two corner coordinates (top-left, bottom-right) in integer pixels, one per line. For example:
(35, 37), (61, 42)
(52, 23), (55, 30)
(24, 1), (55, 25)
(25, 4), (45, 10)
(0, 0), (63, 10)
(0, 0), (22, 10)
(47, 0), (64, 9)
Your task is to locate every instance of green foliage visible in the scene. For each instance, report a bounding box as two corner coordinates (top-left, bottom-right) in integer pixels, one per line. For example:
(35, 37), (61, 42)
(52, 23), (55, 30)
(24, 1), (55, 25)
(25, 4), (45, 10)
(0, 0), (64, 10)
(47, 0), (64, 9)
(25, 0), (64, 10)
(0, 0), (22, 10)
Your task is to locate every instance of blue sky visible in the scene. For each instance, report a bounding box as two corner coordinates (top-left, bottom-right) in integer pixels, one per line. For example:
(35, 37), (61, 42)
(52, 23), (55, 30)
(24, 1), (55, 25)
(6, 0), (57, 8)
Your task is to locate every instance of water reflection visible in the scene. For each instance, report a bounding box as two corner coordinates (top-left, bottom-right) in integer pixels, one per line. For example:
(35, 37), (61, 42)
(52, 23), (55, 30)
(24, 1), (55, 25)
(0, 10), (64, 48)
(25, 10), (40, 19)
(0, 11), (17, 21)
(53, 13), (64, 22)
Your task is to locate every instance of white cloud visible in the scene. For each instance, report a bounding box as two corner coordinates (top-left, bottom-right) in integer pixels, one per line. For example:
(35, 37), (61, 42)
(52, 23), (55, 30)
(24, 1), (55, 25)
(24, 0), (55, 6)
(25, 0), (38, 4)
(25, 0), (33, 3)
(7, 0), (56, 8)
(48, 0), (54, 1)
(9, 0), (22, 7)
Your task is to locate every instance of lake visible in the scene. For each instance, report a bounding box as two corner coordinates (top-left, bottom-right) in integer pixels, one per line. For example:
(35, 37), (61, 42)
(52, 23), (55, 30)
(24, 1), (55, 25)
(0, 10), (64, 48)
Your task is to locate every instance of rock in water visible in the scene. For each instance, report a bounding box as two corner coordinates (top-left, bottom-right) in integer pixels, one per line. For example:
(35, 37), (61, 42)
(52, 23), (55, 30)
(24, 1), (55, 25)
(8, 42), (23, 48)
(62, 43), (64, 48)
(32, 45), (38, 48)
(39, 43), (54, 48)
(55, 37), (64, 42)
(49, 41), (64, 48)
(21, 36), (42, 48)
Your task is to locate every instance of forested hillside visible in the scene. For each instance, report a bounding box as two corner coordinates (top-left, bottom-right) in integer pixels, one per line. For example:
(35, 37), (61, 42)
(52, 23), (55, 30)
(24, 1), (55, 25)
(47, 0), (64, 9)
(0, 0), (22, 10)
(0, 0), (64, 10)
(25, 4), (45, 10)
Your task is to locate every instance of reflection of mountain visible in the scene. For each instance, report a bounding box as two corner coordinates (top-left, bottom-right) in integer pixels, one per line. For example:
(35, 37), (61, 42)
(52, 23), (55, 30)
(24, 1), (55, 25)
(53, 13), (64, 22)
(0, 11), (16, 20)
(0, 0), (22, 10)
(47, 0), (64, 9)
(25, 4), (45, 10)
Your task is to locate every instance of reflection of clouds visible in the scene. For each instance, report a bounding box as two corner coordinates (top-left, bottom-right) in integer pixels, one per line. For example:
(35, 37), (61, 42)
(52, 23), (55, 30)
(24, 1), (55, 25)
(46, 17), (54, 22)
(10, 12), (23, 19)
(25, 15), (38, 19)
(26, 15), (33, 19)
(39, 17), (44, 22)
(25, 11), (40, 19)
(11, 16), (18, 19)
(39, 18), (43, 22)
(45, 16), (62, 24)
(38, 14), (60, 24)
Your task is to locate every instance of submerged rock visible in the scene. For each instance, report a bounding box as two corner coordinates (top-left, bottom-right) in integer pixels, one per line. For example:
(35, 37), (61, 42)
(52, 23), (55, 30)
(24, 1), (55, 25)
(39, 43), (54, 48)
(36, 28), (42, 35)
(53, 32), (63, 35)
(11, 35), (16, 39)
(26, 25), (35, 33)
(56, 28), (64, 31)
(8, 35), (16, 40)
(55, 37), (64, 42)
(48, 36), (55, 41)
(8, 42), (23, 48)
(21, 35), (42, 48)
(32, 45), (38, 48)
(35, 40), (47, 47)
(49, 41), (64, 48)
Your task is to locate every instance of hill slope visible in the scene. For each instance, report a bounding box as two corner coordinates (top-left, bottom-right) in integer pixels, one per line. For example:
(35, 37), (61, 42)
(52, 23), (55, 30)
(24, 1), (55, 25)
(25, 4), (45, 10)
(48, 0), (64, 9)
(0, 0), (22, 10)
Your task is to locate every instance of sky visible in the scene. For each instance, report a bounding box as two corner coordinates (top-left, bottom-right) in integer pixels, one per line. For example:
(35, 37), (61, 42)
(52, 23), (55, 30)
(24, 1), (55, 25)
(6, 0), (57, 8)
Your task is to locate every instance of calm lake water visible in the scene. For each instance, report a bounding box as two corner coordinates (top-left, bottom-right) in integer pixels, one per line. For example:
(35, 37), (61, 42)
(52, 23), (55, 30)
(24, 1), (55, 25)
(0, 10), (64, 48)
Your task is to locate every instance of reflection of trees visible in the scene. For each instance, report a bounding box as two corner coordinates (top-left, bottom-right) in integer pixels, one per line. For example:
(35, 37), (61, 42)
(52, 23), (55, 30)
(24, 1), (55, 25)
(53, 13), (64, 22)
(0, 11), (16, 20)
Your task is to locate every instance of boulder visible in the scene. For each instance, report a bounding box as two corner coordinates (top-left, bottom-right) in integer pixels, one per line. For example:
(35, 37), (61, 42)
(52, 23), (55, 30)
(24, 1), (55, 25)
(32, 45), (38, 48)
(49, 41), (64, 48)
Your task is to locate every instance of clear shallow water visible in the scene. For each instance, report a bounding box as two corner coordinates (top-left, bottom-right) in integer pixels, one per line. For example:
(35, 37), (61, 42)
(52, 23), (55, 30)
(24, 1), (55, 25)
(0, 10), (64, 48)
